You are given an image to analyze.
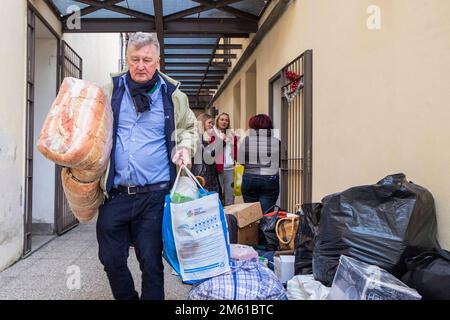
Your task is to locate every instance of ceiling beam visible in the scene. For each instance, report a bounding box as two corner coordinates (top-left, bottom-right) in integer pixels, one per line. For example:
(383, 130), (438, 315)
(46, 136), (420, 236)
(69, 0), (155, 22)
(181, 85), (218, 89)
(216, 0), (248, 6)
(165, 62), (230, 68)
(153, 0), (165, 71)
(217, 6), (260, 22)
(211, 62), (232, 67)
(183, 87), (217, 90)
(167, 69), (226, 74)
(164, 33), (249, 38)
(259, 0), (273, 18)
(44, 0), (63, 18)
(197, 37), (221, 97)
(179, 80), (221, 84)
(188, 95), (214, 99)
(165, 62), (210, 67)
(165, 44), (242, 50)
(185, 92), (216, 96)
(170, 75), (224, 80)
(191, 0), (258, 22)
(165, 53), (237, 59)
(63, 18), (257, 34)
(190, 99), (215, 105)
(218, 44), (243, 50)
(166, 18), (257, 34)
(164, 5), (209, 22)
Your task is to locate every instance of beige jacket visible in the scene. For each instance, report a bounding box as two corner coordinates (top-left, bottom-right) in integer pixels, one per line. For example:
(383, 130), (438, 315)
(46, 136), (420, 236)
(99, 70), (198, 197)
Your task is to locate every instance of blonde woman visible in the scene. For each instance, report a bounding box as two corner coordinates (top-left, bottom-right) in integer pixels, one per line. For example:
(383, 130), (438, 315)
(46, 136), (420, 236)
(211, 112), (237, 206)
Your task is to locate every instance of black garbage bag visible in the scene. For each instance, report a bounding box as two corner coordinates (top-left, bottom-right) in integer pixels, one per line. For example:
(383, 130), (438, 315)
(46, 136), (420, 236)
(401, 247), (450, 300)
(259, 205), (286, 251)
(313, 173), (438, 286)
(294, 203), (322, 275)
(225, 214), (238, 244)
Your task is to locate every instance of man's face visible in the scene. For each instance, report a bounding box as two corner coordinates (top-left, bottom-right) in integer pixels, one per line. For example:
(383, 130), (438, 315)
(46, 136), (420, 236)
(127, 44), (160, 83)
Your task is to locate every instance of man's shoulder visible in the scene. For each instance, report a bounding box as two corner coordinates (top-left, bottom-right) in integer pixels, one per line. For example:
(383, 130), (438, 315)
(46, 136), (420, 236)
(173, 87), (188, 99)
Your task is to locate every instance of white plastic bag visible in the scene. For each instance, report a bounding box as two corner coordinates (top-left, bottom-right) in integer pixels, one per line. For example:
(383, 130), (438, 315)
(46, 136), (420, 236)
(171, 176), (199, 203)
(163, 166), (231, 283)
(230, 244), (259, 261)
(328, 255), (421, 300)
(287, 274), (331, 300)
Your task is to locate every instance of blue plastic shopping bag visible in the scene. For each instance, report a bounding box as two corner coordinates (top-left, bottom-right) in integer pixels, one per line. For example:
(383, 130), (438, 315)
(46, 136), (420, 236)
(162, 166), (231, 284)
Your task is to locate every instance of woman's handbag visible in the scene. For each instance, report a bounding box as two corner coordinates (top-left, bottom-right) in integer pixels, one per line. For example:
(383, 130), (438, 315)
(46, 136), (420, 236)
(259, 205), (288, 250)
(276, 215), (300, 251)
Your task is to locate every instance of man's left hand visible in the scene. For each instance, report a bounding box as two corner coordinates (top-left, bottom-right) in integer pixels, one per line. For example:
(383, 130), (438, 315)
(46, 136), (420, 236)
(172, 147), (191, 167)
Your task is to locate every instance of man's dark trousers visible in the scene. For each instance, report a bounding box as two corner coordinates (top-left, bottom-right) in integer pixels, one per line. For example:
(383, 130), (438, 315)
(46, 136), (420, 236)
(96, 186), (169, 300)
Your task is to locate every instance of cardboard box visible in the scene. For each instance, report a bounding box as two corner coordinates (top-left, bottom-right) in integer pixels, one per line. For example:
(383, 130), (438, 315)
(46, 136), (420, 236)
(274, 255), (295, 284)
(236, 222), (259, 245)
(224, 202), (262, 246)
(224, 202), (263, 228)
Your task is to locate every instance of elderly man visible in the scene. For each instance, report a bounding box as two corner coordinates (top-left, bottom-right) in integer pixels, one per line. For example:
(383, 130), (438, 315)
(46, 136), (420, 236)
(97, 32), (197, 300)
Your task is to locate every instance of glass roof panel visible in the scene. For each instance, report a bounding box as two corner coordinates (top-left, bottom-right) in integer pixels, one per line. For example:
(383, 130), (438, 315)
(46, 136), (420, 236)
(51, 0), (89, 15)
(50, 0), (267, 18)
(162, 0), (200, 16)
(229, 0), (267, 16)
(165, 49), (213, 54)
(84, 9), (132, 19)
(116, 0), (154, 15)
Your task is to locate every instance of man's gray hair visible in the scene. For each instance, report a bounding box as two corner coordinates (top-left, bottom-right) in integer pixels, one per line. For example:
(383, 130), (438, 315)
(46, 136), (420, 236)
(127, 32), (160, 56)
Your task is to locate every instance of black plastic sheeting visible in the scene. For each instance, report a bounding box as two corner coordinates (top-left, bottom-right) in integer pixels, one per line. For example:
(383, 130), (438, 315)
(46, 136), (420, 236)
(294, 203), (322, 275)
(312, 173), (438, 286)
(401, 248), (450, 300)
(259, 205), (285, 251)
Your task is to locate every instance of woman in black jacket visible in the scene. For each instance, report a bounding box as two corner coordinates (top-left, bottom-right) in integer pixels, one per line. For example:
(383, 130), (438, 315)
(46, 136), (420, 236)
(191, 113), (222, 196)
(239, 114), (281, 213)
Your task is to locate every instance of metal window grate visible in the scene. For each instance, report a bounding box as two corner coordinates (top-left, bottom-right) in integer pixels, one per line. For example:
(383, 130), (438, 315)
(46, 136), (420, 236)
(24, 7), (36, 256)
(279, 50), (313, 212)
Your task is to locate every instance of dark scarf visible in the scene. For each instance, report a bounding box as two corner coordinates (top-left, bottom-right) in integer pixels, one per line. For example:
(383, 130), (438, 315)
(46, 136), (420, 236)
(126, 71), (159, 113)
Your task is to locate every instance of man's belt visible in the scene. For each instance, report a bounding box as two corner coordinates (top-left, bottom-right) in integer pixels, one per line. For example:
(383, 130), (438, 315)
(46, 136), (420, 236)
(115, 182), (170, 195)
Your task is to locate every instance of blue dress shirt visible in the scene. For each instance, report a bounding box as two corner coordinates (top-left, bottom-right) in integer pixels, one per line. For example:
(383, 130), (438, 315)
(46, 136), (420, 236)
(113, 74), (170, 187)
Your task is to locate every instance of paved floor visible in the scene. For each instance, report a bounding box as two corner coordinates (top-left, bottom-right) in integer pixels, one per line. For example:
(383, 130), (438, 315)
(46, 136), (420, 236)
(0, 221), (191, 300)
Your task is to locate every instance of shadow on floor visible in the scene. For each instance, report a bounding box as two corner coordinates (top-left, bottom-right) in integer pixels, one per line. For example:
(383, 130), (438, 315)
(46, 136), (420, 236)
(0, 221), (191, 300)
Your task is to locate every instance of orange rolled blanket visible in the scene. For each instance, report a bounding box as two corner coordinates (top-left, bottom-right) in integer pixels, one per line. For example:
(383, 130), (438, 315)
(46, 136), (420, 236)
(38, 77), (113, 223)
(61, 168), (104, 222)
(37, 77), (113, 180)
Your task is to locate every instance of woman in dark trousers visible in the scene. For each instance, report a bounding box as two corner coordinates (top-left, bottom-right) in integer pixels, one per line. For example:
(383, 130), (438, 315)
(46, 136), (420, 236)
(191, 113), (221, 196)
(239, 114), (281, 213)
